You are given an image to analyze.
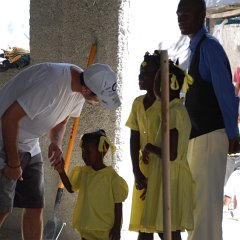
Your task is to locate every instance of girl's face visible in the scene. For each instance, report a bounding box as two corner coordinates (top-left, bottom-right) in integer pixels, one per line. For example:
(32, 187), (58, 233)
(81, 141), (103, 168)
(138, 62), (157, 91)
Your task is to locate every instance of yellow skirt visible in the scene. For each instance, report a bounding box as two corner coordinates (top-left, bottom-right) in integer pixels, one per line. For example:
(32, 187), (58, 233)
(129, 154), (195, 232)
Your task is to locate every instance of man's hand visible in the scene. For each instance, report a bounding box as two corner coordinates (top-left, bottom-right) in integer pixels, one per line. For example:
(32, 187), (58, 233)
(48, 143), (63, 168)
(228, 136), (240, 155)
(4, 165), (23, 181)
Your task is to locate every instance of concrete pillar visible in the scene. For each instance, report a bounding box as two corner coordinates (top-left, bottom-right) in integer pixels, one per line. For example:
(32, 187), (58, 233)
(0, 0), (130, 239)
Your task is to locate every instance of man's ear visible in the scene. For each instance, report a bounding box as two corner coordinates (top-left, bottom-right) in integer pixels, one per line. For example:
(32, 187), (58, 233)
(199, 10), (206, 24)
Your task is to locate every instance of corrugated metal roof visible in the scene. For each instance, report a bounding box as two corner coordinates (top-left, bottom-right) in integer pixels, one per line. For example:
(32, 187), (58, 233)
(206, 0), (240, 9)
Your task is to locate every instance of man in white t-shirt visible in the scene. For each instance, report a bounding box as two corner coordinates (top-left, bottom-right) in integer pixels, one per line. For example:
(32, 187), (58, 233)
(0, 62), (120, 239)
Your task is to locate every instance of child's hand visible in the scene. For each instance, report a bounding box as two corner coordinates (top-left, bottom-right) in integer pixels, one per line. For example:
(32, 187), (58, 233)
(143, 143), (161, 159)
(109, 225), (121, 240)
(142, 148), (150, 164)
(54, 158), (65, 173)
(142, 143), (155, 164)
(133, 169), (147, 190)
(140, 186), (147, 201)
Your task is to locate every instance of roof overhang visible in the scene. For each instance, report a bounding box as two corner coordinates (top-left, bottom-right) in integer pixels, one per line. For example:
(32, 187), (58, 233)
(207, 3), (240, 19)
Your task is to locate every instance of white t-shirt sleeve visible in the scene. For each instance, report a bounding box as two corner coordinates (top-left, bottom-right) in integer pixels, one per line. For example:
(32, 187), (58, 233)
(69, 98), (85, 117)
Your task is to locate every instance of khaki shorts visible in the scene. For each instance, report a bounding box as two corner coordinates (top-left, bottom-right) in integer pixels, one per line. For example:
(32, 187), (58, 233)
(0, 150), (44, 213)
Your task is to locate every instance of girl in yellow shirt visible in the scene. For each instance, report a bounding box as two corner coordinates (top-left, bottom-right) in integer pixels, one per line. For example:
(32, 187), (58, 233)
(55, 129), (128, 240)
(126, 51), (195, 240)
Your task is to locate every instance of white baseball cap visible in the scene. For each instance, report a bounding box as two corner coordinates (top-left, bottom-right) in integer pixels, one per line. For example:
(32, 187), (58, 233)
(83, 63), (121, 110)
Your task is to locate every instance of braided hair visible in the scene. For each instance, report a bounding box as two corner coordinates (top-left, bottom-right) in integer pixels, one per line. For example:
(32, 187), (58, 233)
(142, 51), (185, 87)
(81, 129), (108, 150)
(141, 50), (161, 70)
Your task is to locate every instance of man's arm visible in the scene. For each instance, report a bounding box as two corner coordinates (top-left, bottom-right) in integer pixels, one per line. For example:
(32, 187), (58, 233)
(1, 101), (26, 180)
(48, 116), (69, 168)
(203, 40), (239, 140)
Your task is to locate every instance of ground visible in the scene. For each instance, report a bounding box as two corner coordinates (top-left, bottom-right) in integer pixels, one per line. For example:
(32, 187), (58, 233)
(1, 215), (239, 239)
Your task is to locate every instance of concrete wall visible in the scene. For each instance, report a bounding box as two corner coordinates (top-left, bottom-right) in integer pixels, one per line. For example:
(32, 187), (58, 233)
(213, 23), (240, 75)
(0, 0), (129, 239)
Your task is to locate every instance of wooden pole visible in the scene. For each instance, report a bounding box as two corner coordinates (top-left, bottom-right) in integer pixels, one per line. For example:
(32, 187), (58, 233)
(160, 50), (171, 240)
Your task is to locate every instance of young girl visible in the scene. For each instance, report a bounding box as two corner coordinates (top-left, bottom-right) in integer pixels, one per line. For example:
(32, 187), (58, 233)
(126, 51), (195, 240)
(126, 50), (162, 239)
(55, 129), (128, 240)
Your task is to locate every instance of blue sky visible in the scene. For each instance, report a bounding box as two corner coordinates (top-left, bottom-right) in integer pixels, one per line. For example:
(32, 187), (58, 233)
(0, 0), (30, 50)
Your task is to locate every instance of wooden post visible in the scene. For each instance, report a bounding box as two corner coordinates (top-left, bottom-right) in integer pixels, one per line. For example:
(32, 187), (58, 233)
(160, 50), (171, 240)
